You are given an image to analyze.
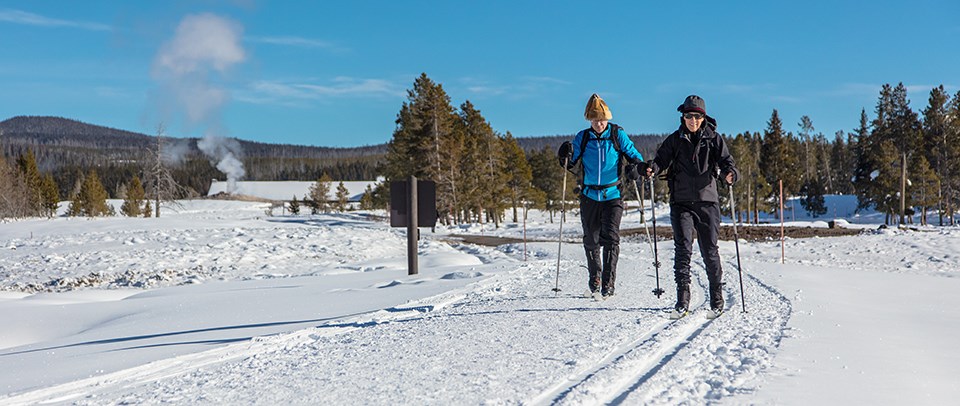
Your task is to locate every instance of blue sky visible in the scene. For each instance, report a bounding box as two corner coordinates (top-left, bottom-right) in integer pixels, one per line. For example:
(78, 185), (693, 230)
(1, 1), (957, 147)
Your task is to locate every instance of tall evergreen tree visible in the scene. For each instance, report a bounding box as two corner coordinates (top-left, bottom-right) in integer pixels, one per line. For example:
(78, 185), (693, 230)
(922, 85), (951, 225)
(359, 185), (374, 211)
(501, 132), (534, 223)
(68, 170), (111, 217)
(829, 130), (855, 195)
(39, 173), (60, 217)
(15, 148), (42, 215)
(120, 176), (146, 217)
(729, 132), (770, 222)
(308, 173), (332, 214)
(760, 109), (799, 203)
(944, 90), (960, 224)
(384, 73), (461, 223)
(852, 108), (874, 210)
(335, 181), (349, 212)
(909, 154), (939, 225)
(458, 100), (492, 223)
(888, 83), (922, 224)
(859, 84), (920, 224)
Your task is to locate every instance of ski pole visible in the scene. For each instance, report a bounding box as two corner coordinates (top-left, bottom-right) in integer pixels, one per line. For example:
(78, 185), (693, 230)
(649, 177), (664, 298)
(553, 157), (569, 294)
(728, 183), (747, 312)
(634, 180), (660, 297)
(634, 181), (657, 257)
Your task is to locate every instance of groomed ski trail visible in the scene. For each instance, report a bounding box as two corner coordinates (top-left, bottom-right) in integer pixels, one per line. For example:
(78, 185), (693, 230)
(13, 240), (791, 405)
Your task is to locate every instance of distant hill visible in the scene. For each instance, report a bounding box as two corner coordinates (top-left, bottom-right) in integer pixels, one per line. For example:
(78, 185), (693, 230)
(0, 116), (386, 197)
(0, 116), (668, 197)
(0, 116), (386, 167)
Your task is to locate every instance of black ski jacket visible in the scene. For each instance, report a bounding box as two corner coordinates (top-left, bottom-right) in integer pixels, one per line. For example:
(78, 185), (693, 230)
(648, 116), (738, 203)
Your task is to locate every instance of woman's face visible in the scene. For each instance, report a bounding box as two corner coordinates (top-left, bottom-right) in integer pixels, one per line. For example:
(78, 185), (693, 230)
(591, 119), (608, 133)
(683, 112), (704, 132)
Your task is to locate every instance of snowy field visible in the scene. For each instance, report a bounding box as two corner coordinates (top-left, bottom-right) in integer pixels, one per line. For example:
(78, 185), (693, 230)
(1, 196), (959, 405)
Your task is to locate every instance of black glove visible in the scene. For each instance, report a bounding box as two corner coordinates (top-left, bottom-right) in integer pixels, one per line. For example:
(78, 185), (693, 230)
(720, 170), (736, 186)
(625, 161), (648, 181)
(557, 141), (574, 167)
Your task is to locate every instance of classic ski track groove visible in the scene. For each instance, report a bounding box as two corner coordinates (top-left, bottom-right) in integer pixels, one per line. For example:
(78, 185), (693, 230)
(528, 269), (713, 406)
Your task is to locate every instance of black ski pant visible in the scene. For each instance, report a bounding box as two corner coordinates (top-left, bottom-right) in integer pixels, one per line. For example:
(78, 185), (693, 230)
(670, 201), (723, 293)
(579, 196), (623, 293)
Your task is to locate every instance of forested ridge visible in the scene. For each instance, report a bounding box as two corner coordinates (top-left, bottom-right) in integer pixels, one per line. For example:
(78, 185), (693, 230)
(0, 116), (387, 197)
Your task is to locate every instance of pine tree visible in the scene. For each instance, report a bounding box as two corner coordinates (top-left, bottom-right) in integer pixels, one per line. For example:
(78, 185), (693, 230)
(359, 185), (374, 210)
(335, 181), (349, 212)
(729, 132), (769, 222)
(909, 154), (939, 225)
(308, 173), (332, 214)
(289, 195), (301, 215)
(858, 84), (920, 224)
(384, 73), (461, 223)
(39, 173), (60, 217)
(829, 130), (855, 196)
(15, 148), (43, 215)
(501, 132), (534, 223)
(760, 109), (800, 203)
(800, 178), (827, 217)
(121, 176), (146, 217)
(852, 108), (874, 210)
(144, 200), (153, 218)
(888, 83), (922, 224)
(943, 90), (960, 224)
(68, 170), (111, 217)
(922, 85), (952, 225)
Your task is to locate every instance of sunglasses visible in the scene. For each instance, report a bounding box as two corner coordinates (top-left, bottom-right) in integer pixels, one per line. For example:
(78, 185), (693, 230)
(683, 113), (704, 120)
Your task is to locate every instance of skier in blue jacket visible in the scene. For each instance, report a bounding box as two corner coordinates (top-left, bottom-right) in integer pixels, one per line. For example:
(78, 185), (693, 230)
(558, 94), (645, 299)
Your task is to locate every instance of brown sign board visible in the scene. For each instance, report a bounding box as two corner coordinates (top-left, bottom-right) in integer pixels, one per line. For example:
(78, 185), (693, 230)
(389, 180), (438, 228)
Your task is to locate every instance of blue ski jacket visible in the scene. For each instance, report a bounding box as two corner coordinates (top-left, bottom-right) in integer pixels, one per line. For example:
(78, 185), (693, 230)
(570, 124), (644, 201)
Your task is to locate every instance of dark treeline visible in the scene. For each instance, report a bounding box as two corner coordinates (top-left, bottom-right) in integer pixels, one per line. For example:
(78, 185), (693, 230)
(0, 116), (385, 200)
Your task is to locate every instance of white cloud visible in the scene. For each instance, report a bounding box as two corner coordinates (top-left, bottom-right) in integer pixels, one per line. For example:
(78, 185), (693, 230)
(459, 76), (571, 99)
(467, 86), (509, 96)
(240, 77), (405, 105)
(0, 9), (110, 31)
(247, 35), (344, 51)
(153, 13), (246, 76)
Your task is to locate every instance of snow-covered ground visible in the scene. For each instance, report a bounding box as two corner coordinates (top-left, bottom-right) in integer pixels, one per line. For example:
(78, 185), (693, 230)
(1, 196), (958, 405)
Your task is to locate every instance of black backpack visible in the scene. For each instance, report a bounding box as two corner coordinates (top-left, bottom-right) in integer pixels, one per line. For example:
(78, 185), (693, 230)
(573, 123), (630, 193)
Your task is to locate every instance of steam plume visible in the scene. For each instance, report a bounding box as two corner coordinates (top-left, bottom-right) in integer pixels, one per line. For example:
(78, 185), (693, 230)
(152, 13), (246, 192)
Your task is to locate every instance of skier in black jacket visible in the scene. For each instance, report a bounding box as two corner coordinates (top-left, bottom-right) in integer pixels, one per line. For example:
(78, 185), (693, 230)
(644, 95), (738, 317)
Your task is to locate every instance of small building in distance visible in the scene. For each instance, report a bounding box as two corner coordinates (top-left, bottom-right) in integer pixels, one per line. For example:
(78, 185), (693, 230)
(207, 179), (380, 203)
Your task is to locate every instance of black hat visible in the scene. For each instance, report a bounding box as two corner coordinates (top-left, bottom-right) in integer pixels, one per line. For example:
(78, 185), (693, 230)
(677, 95), (706, 114)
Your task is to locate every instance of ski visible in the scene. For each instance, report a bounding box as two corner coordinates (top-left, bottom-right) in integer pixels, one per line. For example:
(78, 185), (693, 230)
(706, 308), (724, 319)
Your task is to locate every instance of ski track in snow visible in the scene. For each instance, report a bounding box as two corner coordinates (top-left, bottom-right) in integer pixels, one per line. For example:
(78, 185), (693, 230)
(20, 238), (794, 405)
